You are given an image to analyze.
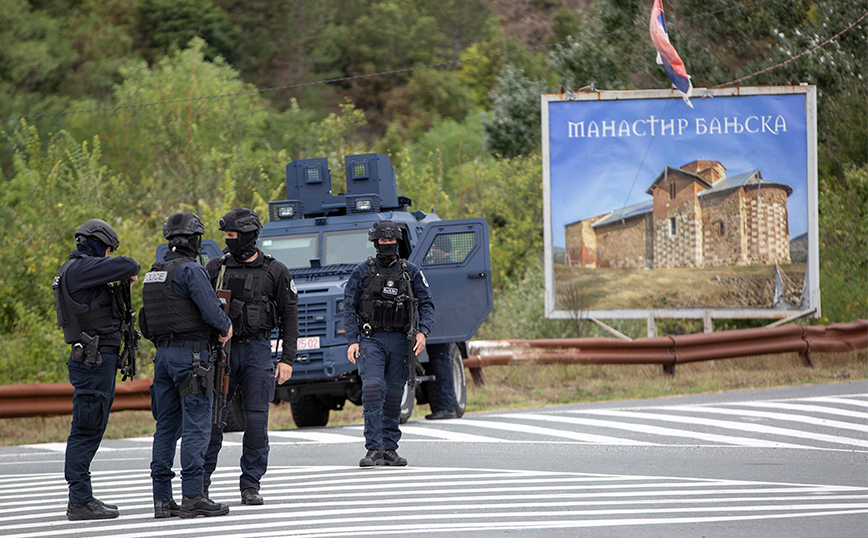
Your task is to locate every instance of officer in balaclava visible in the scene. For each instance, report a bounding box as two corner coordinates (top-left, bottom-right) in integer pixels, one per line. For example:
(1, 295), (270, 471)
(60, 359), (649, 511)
(141, 212), (233, 519)
(53, 219), (140, 520)
(344, 220), (434, 467)
(202, 208), (298, 506)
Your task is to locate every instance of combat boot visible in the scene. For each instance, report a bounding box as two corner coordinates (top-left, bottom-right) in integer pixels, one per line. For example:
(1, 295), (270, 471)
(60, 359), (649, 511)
(241, 488), (263, 505)
(93, 498), (118, 510)
(382, 449), (407, 466)
(359, 449), (384, 467)
(154, 498), (180, 518)
(179, 494), (229, 518)
(67, 500), (119, 521)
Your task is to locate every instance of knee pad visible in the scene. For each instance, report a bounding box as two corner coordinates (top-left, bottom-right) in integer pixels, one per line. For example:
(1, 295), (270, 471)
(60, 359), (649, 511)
(362, 384), (382, 405)
(384, 392), (402, 414)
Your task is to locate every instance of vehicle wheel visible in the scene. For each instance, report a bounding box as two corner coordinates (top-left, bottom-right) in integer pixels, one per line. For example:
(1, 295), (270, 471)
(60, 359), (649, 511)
(427, 343), (467, 417)
(291, 395), (330, 428)
(399, 381), (415, 424)
(225, 395), (246, 432)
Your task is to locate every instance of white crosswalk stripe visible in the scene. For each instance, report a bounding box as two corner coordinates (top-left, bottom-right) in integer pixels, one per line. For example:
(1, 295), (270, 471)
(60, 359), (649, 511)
(0, 466), (865, 537)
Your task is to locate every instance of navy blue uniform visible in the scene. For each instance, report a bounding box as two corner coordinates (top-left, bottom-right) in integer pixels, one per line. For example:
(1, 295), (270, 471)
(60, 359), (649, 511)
(344, 258), (434, 451)
(60, 250), (140, 505)
(202, 250), (298, 494)
(147, 253), (231, 500)
(426, 343), (456, 413)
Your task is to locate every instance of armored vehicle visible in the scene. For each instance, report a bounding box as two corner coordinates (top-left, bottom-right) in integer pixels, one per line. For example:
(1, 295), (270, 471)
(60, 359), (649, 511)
(259, 153), (493, 428)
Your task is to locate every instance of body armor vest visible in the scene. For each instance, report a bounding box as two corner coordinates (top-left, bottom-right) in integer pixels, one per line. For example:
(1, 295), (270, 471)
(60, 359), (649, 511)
(218, 254), (276, 337)
(358, 258), (413, 333)
(53, 258), (122, 344)
(141, 257), (212, 337)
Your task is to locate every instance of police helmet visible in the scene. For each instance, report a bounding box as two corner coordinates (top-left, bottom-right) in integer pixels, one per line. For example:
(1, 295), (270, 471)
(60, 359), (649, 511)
(163, 213), (205, 239)
(75, 219), (120, 250)
(219, 208), (262, 233)
(368, 220), (402, 242)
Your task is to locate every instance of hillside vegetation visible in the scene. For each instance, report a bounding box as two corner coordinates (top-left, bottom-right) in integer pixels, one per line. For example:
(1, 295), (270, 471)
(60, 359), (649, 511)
(0, 0), (865, 384)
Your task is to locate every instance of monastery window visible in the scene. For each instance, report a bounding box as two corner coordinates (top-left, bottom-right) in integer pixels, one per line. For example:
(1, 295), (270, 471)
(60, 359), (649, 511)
(669, 217), (677, 236)
(718, 220), (725, 235)
(669, 182), (676, 199)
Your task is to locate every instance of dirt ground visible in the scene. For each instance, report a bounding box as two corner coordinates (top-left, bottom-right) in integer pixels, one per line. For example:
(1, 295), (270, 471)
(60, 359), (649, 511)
(553, 262), (807, 311)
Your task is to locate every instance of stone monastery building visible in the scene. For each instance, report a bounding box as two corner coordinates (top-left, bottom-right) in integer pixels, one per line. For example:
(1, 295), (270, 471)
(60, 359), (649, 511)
(565, 160), (792, 269)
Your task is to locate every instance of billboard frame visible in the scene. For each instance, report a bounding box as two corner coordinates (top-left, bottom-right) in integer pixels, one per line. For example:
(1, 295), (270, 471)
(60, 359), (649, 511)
(542, 86), (819, 321)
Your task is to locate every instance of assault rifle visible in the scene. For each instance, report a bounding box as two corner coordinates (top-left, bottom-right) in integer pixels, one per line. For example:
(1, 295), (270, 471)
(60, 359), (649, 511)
(212, 289), (232, 426)
(406, 296), (421, 391)
(116, 279), (139, 381)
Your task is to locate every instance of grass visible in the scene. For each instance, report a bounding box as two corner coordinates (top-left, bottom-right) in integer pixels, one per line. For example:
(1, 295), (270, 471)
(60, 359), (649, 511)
(1, 349), (865, 447)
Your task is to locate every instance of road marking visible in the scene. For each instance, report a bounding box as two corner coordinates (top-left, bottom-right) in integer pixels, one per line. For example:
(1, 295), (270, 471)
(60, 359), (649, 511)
(676, 405), (868, 432)
(458, 419), (659, 445)
(734, 401), (868, 420)
(0, 467), (865, 538)
(269, 431), (359, 443)
(496, 413), (811, 449)
(563, 409), (868, 448)
(398, 425), (505, 442)
(805, 396), (868, 408)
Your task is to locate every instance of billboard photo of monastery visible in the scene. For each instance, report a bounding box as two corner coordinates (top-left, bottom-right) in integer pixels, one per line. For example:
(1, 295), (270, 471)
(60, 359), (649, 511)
(542, 87), (819, 320)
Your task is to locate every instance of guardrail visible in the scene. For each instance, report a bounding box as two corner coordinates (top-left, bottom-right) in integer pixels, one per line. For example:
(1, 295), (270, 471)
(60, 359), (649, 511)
(463, 319), (868, 384)
(0, 320), (865, 418)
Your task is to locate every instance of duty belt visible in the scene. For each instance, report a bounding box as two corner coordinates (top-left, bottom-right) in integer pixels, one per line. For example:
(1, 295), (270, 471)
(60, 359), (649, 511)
(157, 340), (206, 351)
(233, 331), (270, 343)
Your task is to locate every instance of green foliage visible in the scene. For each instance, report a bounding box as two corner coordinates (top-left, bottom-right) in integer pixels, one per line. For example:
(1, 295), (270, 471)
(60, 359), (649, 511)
(134, 0), (236, 63)
(818, 165), (868, 323)
(482, 65), (550, 159)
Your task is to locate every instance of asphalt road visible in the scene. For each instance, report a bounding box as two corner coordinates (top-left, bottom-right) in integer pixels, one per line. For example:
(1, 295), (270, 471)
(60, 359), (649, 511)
(1, 381), (866, 537)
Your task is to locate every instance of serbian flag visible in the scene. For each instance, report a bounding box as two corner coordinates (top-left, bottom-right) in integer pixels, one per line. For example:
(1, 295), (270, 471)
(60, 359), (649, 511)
(650, 0), (693, 107)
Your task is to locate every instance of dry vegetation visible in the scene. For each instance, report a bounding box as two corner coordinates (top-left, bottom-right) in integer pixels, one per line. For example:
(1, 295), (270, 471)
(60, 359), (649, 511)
(2, 349), (864, 447)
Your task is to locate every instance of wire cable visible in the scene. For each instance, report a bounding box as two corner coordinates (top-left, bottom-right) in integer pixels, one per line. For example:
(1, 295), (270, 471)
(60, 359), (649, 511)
(0, 0), (779, 122)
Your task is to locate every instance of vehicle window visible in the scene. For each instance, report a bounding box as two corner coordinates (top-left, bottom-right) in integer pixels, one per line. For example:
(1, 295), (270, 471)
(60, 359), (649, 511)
(323, 229), (375, 266)
(260, 233), (319, 269)
(423, 232), (475, 264)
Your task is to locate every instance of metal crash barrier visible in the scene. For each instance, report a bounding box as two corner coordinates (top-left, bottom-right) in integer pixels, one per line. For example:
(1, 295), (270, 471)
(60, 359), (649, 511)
(0, 321), (865, 417)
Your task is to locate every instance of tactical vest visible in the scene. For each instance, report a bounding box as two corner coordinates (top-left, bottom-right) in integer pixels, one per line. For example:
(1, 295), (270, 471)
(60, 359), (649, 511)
(217, 253), (277, 337)
(53, 258), (123, 344)
(358, 258), (413, 333)
(141, 257), (212, 337)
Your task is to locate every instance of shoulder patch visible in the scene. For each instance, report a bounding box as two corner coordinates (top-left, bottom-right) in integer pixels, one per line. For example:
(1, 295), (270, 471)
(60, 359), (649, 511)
(420, 271), (429, 288)
(290, 278), (297, 294)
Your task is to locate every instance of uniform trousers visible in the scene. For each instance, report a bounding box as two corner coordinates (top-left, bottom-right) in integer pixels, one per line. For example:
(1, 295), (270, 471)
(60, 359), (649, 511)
(65, 352), (118, 504)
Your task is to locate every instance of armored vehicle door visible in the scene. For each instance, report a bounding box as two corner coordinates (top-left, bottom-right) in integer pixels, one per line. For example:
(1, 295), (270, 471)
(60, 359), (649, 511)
(155, 239), (224, 265)
(408, 218), (492, 344)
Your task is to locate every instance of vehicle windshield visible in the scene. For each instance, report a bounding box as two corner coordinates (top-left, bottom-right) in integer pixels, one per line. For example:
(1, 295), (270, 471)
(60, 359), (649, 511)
(260, 233), (318, 269)
(259, 229), (376, 269)
(323, 229), (375, 266)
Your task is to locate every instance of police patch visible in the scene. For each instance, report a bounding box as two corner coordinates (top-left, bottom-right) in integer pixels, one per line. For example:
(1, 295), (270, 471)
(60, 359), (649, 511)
(290, 279), (297, 294)
(420, 271), (429, 287)
(382, 286), (398, 296)
(143, 271), (168, 283)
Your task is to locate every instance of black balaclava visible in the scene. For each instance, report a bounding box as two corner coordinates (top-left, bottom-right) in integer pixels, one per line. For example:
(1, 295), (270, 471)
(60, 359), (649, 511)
(169, 234), (201, 259)
(375, 241), (399, 265)
(226, 230), (259, 261)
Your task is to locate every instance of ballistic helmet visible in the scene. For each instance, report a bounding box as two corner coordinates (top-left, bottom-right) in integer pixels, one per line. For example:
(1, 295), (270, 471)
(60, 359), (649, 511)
(219, 208), (262, 233)
(368, 220), (402, 242)
(75, 219), (120, 250)
(163, 213), (205, 239)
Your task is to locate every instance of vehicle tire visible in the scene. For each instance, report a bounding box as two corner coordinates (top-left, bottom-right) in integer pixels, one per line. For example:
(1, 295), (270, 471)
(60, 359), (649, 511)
(399, 382), (415, 424)
(291, 395), (330, 428)
(427, 343), (467, 417)
(225, 395), (246, 432)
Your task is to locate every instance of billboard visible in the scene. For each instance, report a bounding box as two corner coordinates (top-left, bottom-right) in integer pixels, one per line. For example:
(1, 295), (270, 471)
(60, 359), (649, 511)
(542, 86), (819, 320)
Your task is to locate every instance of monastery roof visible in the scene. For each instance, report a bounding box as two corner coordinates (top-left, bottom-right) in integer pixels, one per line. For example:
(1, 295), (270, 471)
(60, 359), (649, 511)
(592, 199), (654, 228)
(697, 169), (793, 197)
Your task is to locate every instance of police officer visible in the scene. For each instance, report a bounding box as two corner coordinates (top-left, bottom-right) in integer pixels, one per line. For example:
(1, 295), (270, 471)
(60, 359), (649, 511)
(53, 219), (140, 520)
(202, 208), (298, 506)
(141, 213), (233, 519)
(344, 220), (434, 467)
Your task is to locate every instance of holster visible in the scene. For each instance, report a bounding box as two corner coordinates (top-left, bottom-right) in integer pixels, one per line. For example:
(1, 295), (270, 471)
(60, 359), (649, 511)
(72, 332), (103, 366)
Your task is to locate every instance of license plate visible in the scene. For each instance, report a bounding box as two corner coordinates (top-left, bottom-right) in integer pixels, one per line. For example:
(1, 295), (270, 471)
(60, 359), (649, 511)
(272, 337), (321, 353)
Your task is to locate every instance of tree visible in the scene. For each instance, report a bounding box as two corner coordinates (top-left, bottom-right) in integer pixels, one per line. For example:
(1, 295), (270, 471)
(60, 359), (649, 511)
(482, 65), (550, 159)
